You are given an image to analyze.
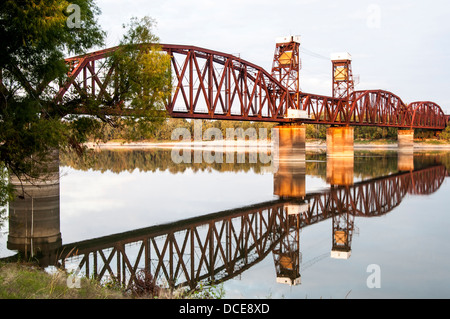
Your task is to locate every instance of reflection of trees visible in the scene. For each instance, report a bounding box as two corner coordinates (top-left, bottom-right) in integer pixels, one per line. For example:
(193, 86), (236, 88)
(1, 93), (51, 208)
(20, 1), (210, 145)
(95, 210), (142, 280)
(60, 148), (273, 174)
(413, 151), (450, 171)
(306, 151), (400, 181)
(60, 148), (450, 182)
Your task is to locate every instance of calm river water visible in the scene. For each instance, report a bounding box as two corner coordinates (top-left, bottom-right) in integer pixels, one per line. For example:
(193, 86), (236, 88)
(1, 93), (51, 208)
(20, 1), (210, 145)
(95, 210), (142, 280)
(1, 146), (450, 299)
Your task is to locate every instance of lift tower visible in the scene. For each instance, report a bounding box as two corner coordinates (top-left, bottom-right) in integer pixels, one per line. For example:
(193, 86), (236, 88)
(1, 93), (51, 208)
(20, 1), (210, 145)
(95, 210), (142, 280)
(331, 52), (354, 99)
(271, 35), (301, 109)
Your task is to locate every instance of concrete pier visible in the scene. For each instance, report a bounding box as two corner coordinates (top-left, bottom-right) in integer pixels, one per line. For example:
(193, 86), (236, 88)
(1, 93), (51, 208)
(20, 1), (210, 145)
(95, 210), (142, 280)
(398, 129), (414, 154)
(272, 125), (306, 163)
(326, 126), (354, 158)
(7, 150), (62, 266)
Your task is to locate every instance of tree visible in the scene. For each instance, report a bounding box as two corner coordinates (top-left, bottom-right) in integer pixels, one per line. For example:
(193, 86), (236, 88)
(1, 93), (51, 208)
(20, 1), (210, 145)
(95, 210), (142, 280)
(98, 16), (171, 141)
(0, 1), (171, 203)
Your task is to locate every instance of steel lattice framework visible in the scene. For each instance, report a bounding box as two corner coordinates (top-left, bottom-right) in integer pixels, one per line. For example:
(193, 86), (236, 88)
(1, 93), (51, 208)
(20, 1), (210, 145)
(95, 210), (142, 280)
(56, 165), (447, 291)
(56, 43), (448, 130)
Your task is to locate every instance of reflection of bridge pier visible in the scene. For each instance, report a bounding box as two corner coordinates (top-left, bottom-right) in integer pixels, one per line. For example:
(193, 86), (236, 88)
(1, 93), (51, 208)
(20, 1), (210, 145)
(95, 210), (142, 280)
(271, 124), (306, 284)
(273, 203), (309, 286)
(273, 162), (306, 199)
(398, 152), (414, 171)
(326, 153), (355, 258)
(7, 151), (62, 267)
(326, 156), (354, 186)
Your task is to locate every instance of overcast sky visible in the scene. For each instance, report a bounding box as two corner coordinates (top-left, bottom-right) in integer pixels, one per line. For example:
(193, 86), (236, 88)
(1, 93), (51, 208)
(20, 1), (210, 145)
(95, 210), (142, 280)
(94, 0), (450, 113)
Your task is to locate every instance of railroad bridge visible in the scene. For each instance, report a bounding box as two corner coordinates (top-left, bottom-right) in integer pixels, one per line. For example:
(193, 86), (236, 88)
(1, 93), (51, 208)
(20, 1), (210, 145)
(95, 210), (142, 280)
(57, 36), (448, 159)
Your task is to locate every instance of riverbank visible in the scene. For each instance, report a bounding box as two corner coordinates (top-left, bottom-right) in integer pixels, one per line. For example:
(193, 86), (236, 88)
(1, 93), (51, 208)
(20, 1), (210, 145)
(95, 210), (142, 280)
(0, 262), (125, 299)
(0, 261), (224, 299)
(83, 139), (450, 151)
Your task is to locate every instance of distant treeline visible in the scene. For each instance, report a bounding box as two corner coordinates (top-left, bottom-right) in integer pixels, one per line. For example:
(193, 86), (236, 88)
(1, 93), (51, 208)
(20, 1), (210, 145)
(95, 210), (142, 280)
(89, 118), (447, 142)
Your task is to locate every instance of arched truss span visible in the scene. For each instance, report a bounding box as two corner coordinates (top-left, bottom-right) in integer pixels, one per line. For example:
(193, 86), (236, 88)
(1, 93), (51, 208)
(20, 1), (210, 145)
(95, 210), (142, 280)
(409, 101), (447, 130)
(57, 44), (447, 129)
(346, 90), (447, 130)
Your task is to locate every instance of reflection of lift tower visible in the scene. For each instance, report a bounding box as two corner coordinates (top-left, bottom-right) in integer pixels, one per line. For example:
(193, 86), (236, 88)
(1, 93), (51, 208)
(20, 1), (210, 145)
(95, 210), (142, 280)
(273, 203), (308, 286)
(331, 210), (355, 259)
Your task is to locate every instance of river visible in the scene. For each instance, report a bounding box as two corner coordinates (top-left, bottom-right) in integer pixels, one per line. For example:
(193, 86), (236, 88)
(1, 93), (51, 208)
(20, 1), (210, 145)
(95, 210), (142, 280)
(1, 146), (449, 299)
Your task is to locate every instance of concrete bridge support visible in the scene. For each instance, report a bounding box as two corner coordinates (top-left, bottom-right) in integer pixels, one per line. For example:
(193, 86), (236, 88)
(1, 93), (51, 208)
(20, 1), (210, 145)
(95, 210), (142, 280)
(272, 125), (306, 163)
(326, 126), (354, 158)
(272, 125), (306, 198)
(7, 150), (62, 267)
(398, 129), (414, 154)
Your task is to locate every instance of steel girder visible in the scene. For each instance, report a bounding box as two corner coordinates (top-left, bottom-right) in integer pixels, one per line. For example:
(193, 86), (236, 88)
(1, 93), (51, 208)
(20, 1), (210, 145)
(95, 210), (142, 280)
(57, 44), (447, 129)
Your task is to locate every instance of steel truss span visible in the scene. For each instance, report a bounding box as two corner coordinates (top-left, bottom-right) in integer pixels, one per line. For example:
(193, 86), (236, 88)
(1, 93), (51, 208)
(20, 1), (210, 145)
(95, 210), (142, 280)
(56, 165), (447, 291)
(57, 44), (447, 130)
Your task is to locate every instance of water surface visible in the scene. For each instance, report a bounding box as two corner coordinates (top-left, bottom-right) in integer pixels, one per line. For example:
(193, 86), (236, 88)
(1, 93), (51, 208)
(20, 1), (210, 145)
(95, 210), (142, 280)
(1, 148), (449, 299)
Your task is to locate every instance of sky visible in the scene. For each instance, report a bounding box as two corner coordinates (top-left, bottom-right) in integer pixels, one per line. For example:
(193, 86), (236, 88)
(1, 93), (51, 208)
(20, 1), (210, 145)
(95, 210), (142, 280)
(94, 0), (450, 113)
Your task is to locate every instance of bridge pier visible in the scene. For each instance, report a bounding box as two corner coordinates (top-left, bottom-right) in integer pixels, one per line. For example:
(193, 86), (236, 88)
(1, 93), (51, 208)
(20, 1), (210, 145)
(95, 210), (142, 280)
(272, 125), (306, 163)
(272, 125), (306, 198)
(398, 129), (414, 154)
(7, 150), (62, 267)
(326, 126), (354, 158)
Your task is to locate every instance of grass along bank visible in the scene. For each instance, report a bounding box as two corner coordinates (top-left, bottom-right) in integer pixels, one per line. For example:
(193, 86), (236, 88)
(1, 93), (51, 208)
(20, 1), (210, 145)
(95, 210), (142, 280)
(0, 261), (225, 299)
(0, 262), (124, 299)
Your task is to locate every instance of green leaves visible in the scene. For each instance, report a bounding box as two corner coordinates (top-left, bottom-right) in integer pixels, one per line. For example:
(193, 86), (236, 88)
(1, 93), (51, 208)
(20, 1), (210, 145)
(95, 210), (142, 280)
(0, 0), (105, 204)
(104, 16), (171, 141)
(0, 0), (105, 94)
(0, 2), (172, 207)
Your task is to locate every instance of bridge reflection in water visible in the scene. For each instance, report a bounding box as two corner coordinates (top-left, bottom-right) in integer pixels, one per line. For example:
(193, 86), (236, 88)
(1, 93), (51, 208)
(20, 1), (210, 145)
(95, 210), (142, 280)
(4, 151), (448, 293)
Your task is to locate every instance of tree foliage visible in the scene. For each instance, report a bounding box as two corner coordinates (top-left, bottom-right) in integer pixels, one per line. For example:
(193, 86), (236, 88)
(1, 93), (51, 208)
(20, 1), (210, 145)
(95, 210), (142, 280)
(0, 1), (171, 201)
(106, 17), (171, 141)
(0, 0), (105, 191)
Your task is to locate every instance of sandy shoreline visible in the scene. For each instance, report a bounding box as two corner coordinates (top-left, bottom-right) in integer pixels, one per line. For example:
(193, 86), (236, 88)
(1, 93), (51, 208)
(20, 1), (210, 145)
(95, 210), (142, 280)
(84, 140), (450, 151)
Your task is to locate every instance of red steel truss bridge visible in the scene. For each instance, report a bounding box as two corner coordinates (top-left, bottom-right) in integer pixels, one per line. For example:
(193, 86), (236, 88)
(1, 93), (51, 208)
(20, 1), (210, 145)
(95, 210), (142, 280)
(53, 164), (447, 291)
(56, 39), (448, 130)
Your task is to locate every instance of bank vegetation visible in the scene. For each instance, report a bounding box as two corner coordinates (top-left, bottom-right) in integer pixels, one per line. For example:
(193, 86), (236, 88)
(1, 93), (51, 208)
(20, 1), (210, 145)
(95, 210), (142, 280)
(87, 118), (450, 144)
(0, 261), (224, 299)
